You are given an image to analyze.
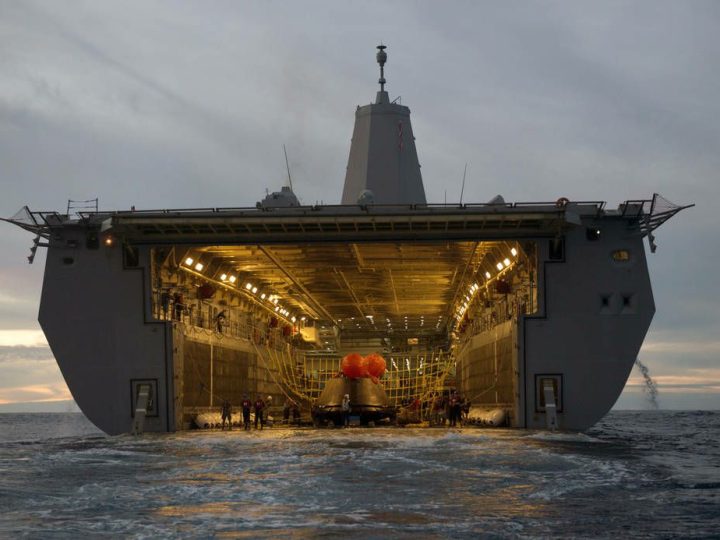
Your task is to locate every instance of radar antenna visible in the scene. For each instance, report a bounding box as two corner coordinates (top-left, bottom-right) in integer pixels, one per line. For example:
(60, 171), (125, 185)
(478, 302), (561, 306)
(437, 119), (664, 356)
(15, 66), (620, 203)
(376, 44), (387, 92)
(459, 163), (468, 205)
(283, 144), (294, 192)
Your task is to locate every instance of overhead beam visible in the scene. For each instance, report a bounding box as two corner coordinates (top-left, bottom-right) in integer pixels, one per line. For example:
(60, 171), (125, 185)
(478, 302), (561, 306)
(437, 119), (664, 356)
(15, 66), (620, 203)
(445, 241), (479, 323)
(258, 246), (336, 324)
(336, 270), (370, 321)
(388, 269), (401, 316)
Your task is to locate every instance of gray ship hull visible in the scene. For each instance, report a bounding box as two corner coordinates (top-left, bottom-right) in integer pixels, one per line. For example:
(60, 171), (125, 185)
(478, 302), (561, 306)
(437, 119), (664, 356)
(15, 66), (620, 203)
(28, 198), (671, 435)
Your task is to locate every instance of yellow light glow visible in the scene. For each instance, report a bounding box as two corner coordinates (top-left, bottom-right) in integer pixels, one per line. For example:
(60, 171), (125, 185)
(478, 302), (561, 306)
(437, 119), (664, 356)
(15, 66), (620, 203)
(612, 250), (630, 262)
(228, 275), (237, 284)
(485, 271), (491, 279)
(511, 247), (518, 256)
(260, 293), (266, 299)
(496, 262), (503, 271)
(103, 236), (114, 247)
(185, 257), (194, 266)
(194, 262), (204, 272)
(220, 273), (227, 281)
(251, 287), (258, 294)
(245, 283), (252, 290)
(503, 258), (511, 267)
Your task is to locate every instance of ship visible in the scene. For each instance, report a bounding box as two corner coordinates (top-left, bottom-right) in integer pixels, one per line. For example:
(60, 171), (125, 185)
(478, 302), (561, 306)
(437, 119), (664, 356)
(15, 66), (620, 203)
(3, 45), (691, 435)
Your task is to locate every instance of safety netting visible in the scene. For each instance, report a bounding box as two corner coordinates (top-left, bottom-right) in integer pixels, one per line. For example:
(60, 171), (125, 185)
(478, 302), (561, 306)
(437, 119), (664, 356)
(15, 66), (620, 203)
(253, 343), (455, 407)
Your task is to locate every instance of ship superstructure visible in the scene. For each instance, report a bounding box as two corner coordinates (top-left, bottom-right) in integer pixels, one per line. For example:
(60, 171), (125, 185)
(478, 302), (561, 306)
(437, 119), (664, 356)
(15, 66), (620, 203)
(3, 46), (690, 434)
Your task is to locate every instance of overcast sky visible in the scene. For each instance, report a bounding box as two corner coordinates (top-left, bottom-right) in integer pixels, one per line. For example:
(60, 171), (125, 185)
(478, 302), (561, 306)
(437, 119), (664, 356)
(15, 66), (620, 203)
(1, 1), (718, 411)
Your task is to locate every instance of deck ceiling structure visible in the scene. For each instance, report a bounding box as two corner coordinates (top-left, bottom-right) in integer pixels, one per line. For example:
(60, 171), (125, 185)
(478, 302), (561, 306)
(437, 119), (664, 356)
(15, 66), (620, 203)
(181, 240), (520, 336)
(107, 203), (585, 245)
(106, 205), (564, 337)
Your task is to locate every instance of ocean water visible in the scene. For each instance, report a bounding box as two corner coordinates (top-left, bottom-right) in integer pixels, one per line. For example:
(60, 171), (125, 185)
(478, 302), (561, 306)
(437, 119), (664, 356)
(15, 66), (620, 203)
(0, 411), (718, 539)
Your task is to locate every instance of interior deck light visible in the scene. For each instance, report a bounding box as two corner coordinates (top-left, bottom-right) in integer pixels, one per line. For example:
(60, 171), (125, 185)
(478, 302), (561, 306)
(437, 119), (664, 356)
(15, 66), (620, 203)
(185, 257), (194, 266)
(194, 262), (204, 272)
(220, 273), (228, 281)
(251, 286), (258, 294)
(511, 247), (518, 256)
(245, 283), (252, 290)
(260, 293), (266, 299)
(496, 262), (504, 271)
(228, 275), (237, 284)
(485, 271), (491, 279)
(503, 258), (511, 267)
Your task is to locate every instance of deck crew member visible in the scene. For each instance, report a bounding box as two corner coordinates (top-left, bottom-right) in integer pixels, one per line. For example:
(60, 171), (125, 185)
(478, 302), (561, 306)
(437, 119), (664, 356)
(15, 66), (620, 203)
(161, 289), (171, 320)
(215, 310), (227, 334)
(173, 291), (184, 321)
(241, 394), (252, 431)
(341, 394), (351, 427)
(221, 400), (232, 431)
(254, 395), (266, 430)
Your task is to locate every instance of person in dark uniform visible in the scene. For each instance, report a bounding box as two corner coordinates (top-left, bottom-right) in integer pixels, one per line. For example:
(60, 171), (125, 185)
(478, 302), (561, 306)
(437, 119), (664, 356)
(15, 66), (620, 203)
(221, 400), (232, 431)
(460, 395), (470, 426)
(341, 394), (351, 427)
(241, 394), (252, 431)
(283, 398), (293, 424)
(254, 395), (265, 430)
(215, 310), (227, 334)
(173, 292), (184, 321)
(161, 289), (171, 320)
(448, 391), (459, 427)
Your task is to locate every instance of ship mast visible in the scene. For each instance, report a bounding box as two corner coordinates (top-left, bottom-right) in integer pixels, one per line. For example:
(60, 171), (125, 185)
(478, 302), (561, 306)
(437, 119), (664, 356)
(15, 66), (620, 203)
(341, 44), (427, 205)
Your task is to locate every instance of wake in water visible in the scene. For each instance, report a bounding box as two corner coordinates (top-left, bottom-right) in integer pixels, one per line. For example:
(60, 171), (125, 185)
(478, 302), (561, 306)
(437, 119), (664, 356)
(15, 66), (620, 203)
(635, 358), (659, 409)
(1, 412), (719, 538)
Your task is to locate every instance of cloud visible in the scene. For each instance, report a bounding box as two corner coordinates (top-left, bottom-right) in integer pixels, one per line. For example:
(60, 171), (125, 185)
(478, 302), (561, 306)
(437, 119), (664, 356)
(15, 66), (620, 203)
(625, 367), (720, 399)
(0, 383), (71, 405)
(0, 330), (48, 347)
(642, 340), (720, 355)
(0, 345), (53, 364)
(0, 340), (68, 406)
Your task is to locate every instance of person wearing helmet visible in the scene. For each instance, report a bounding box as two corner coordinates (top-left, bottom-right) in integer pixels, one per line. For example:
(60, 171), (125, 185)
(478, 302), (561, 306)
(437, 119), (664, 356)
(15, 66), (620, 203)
(265, 395), (273, 425)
